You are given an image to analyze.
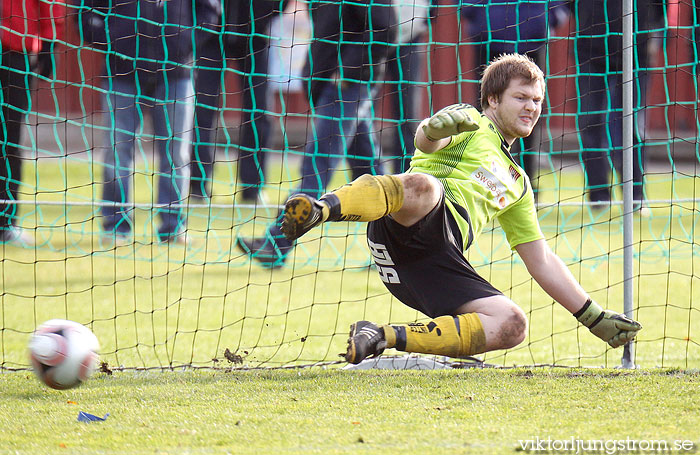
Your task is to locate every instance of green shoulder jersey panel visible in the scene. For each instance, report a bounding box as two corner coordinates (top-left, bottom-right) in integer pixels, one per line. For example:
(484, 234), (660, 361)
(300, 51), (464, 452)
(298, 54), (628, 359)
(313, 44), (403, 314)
(409, 106), (543, 251)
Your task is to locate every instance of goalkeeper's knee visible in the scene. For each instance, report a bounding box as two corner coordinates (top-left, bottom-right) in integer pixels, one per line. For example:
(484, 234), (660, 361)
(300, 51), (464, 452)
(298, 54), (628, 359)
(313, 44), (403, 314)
(321, 174), (404, 222)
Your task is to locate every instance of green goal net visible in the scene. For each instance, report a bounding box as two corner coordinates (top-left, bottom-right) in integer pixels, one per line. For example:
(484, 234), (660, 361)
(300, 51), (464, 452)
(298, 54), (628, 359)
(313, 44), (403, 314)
(1, 0), (698, 370)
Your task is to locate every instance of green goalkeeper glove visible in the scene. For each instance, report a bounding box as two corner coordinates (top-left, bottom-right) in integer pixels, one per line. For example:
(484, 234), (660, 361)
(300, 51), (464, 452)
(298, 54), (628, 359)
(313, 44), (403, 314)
(574, 299), (642, 348)
(422, 103), (479, 141)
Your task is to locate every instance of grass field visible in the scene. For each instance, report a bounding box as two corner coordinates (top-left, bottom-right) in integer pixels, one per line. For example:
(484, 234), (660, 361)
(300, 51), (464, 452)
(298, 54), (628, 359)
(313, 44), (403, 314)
(2, 158), (699, 370)
(1, 157), (699, 453)
(2, 368), (699, 454)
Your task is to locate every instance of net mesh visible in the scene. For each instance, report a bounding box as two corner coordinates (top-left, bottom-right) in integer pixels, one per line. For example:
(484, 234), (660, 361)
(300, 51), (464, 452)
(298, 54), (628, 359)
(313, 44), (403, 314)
(1, 0), (699, 370)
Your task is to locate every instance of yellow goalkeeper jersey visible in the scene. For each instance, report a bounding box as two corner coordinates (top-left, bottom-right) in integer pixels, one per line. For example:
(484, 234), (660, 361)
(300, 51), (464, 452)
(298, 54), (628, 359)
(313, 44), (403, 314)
(409, 105), (543, 251)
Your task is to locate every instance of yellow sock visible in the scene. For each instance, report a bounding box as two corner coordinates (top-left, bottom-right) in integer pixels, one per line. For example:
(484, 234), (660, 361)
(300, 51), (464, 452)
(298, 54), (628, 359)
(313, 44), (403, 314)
(384, 314), (486, 357)
(320, 174), (404, 222)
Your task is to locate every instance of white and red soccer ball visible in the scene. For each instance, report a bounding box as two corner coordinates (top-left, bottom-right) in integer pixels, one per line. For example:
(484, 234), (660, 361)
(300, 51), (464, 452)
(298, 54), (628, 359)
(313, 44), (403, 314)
(28, 319), (100, 390)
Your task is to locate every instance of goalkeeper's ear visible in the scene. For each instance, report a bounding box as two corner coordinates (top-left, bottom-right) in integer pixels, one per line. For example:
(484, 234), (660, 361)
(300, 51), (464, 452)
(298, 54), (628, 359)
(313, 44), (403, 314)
(485, 94), (500, 110)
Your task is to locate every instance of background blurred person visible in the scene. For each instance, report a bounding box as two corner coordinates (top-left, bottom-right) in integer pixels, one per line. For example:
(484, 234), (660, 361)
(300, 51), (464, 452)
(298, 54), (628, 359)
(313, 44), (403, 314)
(190, 0), (289, 203)
(0, 0), (66, 245)
(236, 0), (396, 267)
(80, 0), (202, 244)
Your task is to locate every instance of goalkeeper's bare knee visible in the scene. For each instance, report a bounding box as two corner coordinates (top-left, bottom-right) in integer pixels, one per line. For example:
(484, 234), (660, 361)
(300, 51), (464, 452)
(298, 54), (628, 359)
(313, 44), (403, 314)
(454, 296), (528, 351)
(391, 173), (442, 227)
(495, 306), (527, 349)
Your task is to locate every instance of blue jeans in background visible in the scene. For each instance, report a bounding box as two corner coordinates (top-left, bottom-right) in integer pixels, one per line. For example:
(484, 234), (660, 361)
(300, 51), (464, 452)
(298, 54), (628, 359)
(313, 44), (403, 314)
(578, 61), (647, 203)
(192, 32), (272, 200)
(101, 73), (194, 239)
(383, 40), (425, 174)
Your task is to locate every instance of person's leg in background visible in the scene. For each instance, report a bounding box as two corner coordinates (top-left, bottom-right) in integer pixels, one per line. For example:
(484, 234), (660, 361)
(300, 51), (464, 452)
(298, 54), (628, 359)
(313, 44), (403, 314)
(237, 80), (375, 266)
(396, 40), (423, 173)
(191, 29), (225, 199)
(382, 47), (400, 173)
(578, 57), (613, 204)
(152, 74), (194, 242)
(346, 112), (384, 181)
(237, 36), (272, 203)
(346, 78), (384, 179)
(101, 75), (140, 242)
(231, 0), (289, 203)
(383, 40), (422, 174)
(608, 32), (653, 209)
(607, 78), (646, 210)
(0, 51), (33, 244)
(297, 82), (376, 201)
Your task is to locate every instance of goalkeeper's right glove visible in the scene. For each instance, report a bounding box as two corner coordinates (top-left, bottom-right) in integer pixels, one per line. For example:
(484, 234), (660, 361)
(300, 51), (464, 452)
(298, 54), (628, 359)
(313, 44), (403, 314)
(422, 103), (479, 142)
(574, 299), (642, 348)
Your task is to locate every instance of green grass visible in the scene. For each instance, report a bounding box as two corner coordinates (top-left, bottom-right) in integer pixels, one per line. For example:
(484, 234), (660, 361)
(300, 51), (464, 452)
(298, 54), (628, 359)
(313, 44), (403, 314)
(2, 158), (700, 369)
(2, 158), (700, 453)
(2, 159), (699, 369)
(2, 369), (699, 454)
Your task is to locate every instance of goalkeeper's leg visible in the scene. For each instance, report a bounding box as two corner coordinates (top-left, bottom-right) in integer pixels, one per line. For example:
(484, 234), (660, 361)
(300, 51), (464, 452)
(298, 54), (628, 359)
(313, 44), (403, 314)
(281, 173), (441, 241)
(346, 296), (527, 364)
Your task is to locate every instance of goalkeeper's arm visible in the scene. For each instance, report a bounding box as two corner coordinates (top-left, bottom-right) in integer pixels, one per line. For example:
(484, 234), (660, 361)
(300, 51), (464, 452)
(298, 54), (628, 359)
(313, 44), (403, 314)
(515, 239), (642, 348)
(415, 103), (479, 154)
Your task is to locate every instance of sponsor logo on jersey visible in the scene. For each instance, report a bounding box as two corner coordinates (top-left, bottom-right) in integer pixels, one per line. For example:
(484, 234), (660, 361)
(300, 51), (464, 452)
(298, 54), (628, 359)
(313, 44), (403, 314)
(509, 164), (521, 182)
(471, 165), (508, 208)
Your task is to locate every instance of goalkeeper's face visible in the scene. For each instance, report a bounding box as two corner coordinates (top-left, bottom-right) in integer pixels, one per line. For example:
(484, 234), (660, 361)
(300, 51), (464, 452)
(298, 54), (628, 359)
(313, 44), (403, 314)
(487, 78), (544, 144)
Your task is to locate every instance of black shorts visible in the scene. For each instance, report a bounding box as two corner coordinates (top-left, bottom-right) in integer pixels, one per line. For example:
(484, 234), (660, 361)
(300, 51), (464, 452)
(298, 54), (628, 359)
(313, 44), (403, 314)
(367, 196), (502, 318)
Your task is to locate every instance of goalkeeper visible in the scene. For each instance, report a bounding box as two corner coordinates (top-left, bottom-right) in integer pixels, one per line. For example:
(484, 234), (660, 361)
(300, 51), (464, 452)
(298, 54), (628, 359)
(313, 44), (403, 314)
(281, 53), (642, 363)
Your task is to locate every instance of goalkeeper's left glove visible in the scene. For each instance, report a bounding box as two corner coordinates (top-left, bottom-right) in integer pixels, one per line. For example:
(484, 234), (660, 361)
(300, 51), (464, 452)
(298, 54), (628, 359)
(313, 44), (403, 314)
(574, 299), (642, 348)
(422, 103), (479, 141)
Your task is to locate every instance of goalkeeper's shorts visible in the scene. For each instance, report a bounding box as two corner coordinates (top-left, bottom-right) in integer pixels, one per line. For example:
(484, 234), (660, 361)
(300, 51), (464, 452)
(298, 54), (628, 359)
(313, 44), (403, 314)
(367, 193), (502, 318)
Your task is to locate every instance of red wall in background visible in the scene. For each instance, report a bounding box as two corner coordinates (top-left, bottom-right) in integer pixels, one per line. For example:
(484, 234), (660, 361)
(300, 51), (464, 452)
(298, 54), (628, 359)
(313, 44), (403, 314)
(426, 2), (698, 139)
(37, 3), (697, 139)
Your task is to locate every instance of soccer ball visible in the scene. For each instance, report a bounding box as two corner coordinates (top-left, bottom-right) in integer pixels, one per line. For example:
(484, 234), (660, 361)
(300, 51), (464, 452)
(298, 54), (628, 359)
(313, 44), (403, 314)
(28, 319), (100, 390)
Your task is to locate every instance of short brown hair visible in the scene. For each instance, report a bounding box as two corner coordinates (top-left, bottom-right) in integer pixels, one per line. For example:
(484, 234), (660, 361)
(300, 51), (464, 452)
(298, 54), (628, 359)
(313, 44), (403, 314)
(480, 53), (545, 109)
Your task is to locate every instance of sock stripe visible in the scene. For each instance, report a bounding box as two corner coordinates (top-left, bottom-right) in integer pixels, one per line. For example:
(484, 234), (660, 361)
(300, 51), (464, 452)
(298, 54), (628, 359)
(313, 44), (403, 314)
(394, 325), (407, 351)
(453, 316), (461, 336)
(321, 193), (341, 221)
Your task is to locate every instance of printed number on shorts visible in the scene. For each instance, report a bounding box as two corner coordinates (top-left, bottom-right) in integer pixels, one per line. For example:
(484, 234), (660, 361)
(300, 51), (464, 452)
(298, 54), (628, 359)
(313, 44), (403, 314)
(367, 239), (400, 284)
